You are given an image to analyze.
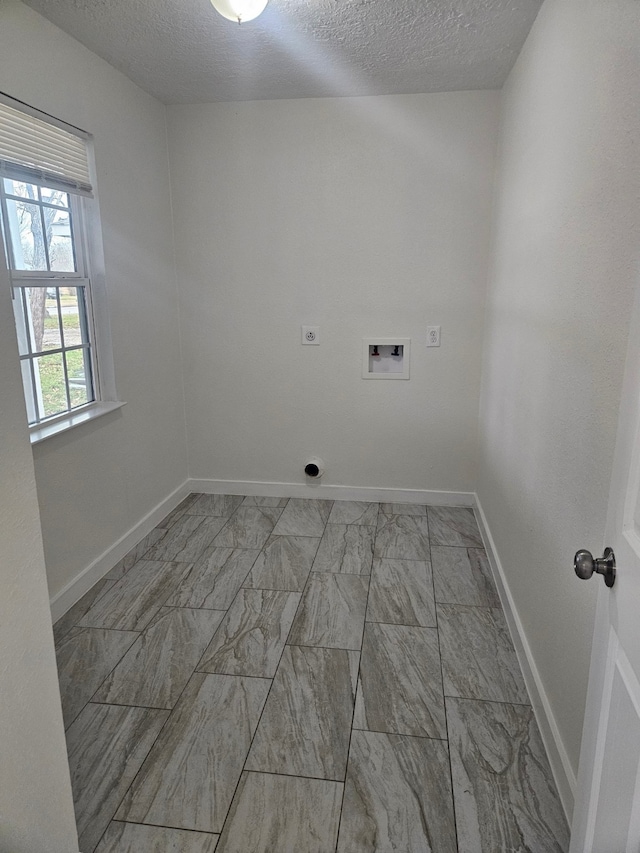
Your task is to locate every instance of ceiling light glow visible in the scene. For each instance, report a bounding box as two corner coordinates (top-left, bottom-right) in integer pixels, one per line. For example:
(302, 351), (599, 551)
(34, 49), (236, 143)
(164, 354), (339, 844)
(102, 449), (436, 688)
(210, 0), (269, 23)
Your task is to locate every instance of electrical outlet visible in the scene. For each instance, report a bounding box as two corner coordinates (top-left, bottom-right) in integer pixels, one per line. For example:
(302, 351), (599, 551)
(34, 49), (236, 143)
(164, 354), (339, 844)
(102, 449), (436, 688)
(426, 326), (441, 347)
(302, 325), (320, 345)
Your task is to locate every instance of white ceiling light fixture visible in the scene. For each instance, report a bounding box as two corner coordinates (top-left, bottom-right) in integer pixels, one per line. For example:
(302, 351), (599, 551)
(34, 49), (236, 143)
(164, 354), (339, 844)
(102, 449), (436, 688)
(210, 0), (269, 23)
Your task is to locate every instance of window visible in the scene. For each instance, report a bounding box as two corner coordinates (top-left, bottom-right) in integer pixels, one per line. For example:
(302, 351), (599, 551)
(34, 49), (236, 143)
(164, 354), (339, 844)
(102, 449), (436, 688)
(1, 178), (96, 423)
(0, 94), (117, 434)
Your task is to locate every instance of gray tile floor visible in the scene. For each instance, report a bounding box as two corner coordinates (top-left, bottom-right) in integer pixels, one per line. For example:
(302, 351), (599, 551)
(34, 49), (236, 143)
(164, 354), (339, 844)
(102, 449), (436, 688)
(54, 496), (570, 853)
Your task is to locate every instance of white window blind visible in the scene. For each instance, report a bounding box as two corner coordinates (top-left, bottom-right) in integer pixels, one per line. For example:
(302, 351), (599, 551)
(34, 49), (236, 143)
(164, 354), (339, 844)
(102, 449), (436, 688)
(0, 95), (93, 198)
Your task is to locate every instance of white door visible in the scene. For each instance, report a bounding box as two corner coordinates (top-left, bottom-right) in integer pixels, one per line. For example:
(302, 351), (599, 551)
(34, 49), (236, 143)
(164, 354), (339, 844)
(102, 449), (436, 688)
(570, 287), (640, 852)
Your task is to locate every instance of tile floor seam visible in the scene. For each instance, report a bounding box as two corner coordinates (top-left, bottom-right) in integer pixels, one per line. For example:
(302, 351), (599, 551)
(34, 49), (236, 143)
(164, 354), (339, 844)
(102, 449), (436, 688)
(260, 532), (327, 539)
(112, 672), (270, 837)
(374, 555), (434, 562)
(187, 565), (262, 675)
(283, 641), (365, 653)
(229, 767), (347, 784)
(182, 580), (263, 683)
(84, 607), (219, 713)
(270, 498), (334, 540)
(350, 724), (448, 742)
(181, 512), (327, 843)
(109, 815), (211, 834)
(334, 505), (377, 853)
(54, 580), (119, 645)
(281, 566), (315, 651)
(85, 698), (179, 712)
(110, 817), (216, 837)
(168, 547), (261, 611)
(438, 600), (529, 707)
(160, 603), (228, 613)
(242, 534), (321, 592)
(338, 506), (458, 853)
(216, 581), (310, 846)
(287, 571), (369, 650)
(312, 524), (375, 576)
(60, 628), (140, 730)
(433, 599), (499, 609)
(219, 527), (325, 807)
(430, 534), (462, 853)
(87, 578), (252, 848)
(77, 701), (174, 853)
(241, 584), (313, 593)
(78, 561), (197, 633)
(88, 626), (145, 634)
(443, 693), (533, 708)
(149, 514), (235, 563)
(58, 625), (144, 643)
(213, 505), (285, 551)
(196, 587), (301, 679)
(365, 617), (438, 629)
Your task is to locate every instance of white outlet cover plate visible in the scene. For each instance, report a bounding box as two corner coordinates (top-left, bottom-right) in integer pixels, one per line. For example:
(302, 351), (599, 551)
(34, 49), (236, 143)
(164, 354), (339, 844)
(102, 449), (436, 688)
(302, 325), (320, 345)
(426, 326), (441, 347)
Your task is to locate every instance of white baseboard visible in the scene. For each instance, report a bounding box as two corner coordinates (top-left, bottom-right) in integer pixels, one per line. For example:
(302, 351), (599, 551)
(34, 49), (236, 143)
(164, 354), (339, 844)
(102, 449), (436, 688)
(474, 494), (576, 824)
(187, 478), (476, 507)
(49, 481), (191, 623)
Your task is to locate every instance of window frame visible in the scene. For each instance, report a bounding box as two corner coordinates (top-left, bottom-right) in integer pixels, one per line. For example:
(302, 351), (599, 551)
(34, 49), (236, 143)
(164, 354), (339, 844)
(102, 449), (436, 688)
(0, 94), (121, 442)
(1, 179), (100, 426)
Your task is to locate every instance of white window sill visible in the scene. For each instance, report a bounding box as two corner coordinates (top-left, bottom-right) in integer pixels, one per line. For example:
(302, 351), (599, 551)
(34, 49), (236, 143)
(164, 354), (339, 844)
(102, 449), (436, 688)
(30, 401), (126, 445)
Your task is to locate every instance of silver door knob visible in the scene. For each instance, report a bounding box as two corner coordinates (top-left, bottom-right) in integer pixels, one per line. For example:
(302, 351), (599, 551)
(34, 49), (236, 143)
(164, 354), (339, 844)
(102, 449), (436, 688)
(574, 547), (616, 588)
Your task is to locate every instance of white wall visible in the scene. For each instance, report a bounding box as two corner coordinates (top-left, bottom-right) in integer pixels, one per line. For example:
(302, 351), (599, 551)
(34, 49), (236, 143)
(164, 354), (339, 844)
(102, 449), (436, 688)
(167, 92), (499, 493)
(0, 256), (78, 851)
(0, 1), (188, 600)
(478, 0), (640, 800)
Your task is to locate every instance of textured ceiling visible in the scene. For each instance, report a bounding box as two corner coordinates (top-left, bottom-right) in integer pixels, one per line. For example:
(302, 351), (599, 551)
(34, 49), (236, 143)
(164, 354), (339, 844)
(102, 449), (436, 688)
(22, 0), (543, 104)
